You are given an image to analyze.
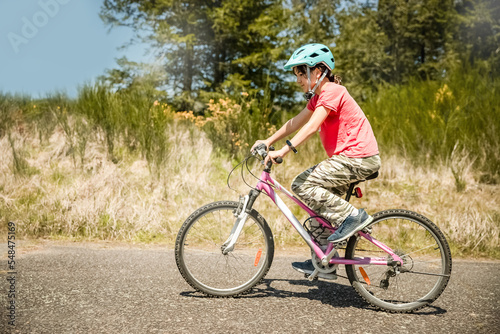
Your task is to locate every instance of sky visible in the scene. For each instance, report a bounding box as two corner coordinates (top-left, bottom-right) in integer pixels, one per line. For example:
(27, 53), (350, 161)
(0, 0), (150, 98)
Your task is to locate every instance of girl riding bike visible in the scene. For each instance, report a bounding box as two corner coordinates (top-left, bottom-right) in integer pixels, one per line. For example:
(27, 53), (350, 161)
(252, 43), (381, 278)
(176, 43), (452, 312)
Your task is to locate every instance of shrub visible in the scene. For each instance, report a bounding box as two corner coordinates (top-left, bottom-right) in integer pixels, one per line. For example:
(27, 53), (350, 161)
(178, 94), (277, 158)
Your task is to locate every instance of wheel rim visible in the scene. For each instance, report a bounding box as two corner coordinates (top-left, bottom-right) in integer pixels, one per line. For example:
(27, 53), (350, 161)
(350, 215), (450, 309)
(180, 207), (269, 293)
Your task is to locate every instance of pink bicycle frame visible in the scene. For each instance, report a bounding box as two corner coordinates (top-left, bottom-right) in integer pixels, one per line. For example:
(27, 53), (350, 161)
(255, 170), (403, 266)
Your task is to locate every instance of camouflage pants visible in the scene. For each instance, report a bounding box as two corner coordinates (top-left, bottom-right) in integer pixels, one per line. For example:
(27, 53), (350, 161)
(291, 154), (381, 231)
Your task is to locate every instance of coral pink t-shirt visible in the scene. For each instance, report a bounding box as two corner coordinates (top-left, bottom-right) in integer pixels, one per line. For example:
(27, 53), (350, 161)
(307, 83), (379, 158)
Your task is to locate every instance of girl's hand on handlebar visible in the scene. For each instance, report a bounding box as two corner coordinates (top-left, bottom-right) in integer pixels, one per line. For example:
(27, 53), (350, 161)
(264, 148), (287, 165)
(251, 139), (270, 153)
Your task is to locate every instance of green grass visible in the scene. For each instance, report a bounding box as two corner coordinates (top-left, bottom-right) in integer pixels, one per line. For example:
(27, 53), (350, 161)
(361, 63), (500, 185)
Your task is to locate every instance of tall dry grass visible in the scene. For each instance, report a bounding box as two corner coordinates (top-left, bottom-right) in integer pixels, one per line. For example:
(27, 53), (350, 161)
(0, 120), (223, 242)
(0, 120), (498, 258)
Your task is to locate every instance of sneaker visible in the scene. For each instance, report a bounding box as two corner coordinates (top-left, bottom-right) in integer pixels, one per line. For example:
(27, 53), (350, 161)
(327, 209), (373, 243)
(291, 259), (337, 280)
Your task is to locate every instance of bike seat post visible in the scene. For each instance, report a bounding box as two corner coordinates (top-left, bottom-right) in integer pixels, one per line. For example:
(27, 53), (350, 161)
(345, 183), (356, 202)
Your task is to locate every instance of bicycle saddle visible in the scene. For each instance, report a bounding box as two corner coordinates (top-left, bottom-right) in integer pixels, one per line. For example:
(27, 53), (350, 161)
(365, 171), (379, 180)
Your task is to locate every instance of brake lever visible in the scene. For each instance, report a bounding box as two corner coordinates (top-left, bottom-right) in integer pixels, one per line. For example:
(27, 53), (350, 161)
(251, 144), (282, 164)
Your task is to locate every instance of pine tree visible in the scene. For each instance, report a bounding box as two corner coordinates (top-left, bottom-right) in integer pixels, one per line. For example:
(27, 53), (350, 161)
(100, 0), (289, 108)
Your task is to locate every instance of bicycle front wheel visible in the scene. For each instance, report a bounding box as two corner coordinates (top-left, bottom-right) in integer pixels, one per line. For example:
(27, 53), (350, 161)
(345, 209), (452, 313)
(175, 201), (274, 297)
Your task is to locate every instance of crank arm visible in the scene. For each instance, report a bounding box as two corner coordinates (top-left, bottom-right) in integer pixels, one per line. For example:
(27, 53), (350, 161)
(308, 269), (319, 281)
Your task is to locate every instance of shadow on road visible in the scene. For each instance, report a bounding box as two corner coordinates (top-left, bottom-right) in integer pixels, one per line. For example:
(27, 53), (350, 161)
(180, 278), (447, 315)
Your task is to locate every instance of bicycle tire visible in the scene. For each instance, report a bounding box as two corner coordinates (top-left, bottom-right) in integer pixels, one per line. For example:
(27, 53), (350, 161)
(175, 201), (274, 297)
(345, 209), (452, 313)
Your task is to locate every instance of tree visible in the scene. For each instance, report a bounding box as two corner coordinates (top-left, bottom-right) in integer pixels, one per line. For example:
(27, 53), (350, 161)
(452, 0), (500, 73)
(98, 57), (167, 95)
(375, 0), (454, 82)
(100, 0), (499, 106)
(100, 0), (291, 108)
(333, 0), (500, 97)
(333, 5), (393, 99)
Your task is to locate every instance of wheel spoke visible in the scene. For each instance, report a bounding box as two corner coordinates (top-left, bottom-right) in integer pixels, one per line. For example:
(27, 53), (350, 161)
(401, 270), (450, 277)
(401, 244), (437, 258)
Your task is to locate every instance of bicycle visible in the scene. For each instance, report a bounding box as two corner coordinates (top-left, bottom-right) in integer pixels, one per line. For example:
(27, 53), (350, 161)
(175, 144), (452, 313)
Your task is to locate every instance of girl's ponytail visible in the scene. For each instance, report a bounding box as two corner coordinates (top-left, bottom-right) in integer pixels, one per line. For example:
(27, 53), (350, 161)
(315, 63), (342, 85)
(331, 74), (342, 85)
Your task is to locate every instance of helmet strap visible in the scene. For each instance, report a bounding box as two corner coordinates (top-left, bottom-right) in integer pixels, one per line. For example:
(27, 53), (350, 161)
(306, 66), (312, 93)
(304, 67), (328, 101)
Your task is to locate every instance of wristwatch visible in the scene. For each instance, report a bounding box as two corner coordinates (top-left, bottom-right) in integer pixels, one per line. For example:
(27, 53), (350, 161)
(286, 140), (297, 154)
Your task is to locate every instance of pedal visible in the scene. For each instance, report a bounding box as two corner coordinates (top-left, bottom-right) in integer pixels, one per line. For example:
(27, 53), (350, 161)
(361, 226), (372, 234)
(305, 273), (318, 281)
(307, 269), (319, 281)
(332, 240), (347, 249)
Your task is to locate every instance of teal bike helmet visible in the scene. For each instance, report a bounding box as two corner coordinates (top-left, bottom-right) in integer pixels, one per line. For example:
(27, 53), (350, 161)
(284, 43), (335, 100)
(284, 43), (335, 71)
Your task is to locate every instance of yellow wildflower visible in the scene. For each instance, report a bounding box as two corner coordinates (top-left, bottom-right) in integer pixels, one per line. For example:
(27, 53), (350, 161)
(435, 84), (453, 103)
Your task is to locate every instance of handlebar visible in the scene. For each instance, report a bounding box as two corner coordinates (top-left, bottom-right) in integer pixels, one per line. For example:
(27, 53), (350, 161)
(251, 144), (283, 169)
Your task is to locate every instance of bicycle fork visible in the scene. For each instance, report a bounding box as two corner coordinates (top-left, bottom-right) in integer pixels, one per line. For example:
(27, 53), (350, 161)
(221, 189), (261, 254)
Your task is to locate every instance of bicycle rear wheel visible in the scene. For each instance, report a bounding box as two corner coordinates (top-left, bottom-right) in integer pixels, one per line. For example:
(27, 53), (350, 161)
(175, 201), (274, 297)
(345, 209), (452, 313)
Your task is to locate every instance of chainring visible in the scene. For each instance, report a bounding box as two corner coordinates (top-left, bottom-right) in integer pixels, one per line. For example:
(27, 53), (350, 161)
(311, 250), (339, 274)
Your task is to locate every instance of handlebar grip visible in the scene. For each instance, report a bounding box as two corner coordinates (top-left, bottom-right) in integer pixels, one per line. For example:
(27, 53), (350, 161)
(266, 157), (282, 169)
(252, 143), (282, 165)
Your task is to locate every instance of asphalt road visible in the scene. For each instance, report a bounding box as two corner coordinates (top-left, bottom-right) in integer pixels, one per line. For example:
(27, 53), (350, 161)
(0, 242), (498, 333)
